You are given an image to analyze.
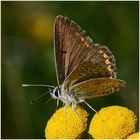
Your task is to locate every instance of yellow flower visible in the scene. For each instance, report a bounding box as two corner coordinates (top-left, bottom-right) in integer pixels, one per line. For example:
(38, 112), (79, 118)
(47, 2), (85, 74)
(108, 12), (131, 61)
(45, 105), (88, 139)
(89, 105), (137, 139)
(29, 14), (54, 42)
(127, 132), (140, 139)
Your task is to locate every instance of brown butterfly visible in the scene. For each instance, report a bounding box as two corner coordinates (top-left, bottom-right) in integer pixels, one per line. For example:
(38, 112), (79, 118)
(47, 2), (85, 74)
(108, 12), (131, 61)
(23, 15), (125, 111)
(51, 15), (125, 110)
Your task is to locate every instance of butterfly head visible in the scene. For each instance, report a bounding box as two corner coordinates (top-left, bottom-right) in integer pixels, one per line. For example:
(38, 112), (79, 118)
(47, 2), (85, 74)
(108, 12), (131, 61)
(51, 86), (60, 99)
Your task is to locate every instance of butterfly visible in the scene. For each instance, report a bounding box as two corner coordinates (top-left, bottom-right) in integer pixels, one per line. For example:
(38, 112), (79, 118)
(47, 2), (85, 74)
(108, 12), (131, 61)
(51, 15), (125, 110)
(23, 15), (125, 111)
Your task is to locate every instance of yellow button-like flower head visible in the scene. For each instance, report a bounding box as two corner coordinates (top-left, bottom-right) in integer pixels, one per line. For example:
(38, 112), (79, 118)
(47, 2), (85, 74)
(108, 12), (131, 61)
(127, 132), (140, 139)
(89, 105), (137, 139)
(45, 106), (88, 139)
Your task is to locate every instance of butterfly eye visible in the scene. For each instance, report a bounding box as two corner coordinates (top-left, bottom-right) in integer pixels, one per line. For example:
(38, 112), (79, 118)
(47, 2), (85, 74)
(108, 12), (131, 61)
(54, 90), (58, 97)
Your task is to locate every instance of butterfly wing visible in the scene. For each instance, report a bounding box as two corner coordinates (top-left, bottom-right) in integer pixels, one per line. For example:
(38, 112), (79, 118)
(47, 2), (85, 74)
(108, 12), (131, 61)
(54, 15), (116, 85)
(69, 78), (125, 99)
(63, 61), (110, 89)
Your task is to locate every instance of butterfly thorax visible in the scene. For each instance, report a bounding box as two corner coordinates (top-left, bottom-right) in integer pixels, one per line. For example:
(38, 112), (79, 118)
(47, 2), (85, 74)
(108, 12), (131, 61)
(51, 85), (82, 106)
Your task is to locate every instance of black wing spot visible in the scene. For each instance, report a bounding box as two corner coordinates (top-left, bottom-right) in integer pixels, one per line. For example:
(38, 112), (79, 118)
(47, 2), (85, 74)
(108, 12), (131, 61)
(62, 50), (67, 54)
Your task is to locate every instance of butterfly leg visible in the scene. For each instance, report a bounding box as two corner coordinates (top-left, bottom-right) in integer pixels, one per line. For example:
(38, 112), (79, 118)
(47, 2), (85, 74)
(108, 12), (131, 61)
(72, 102), (76, 110)
(82, 100), (97, 113)
(63, 103), (66, 117)
(63, 103), (69, 126)
(43, 97), (52, 107)
(72, 103), (85, 123)
(56, 99), (59, 107)
(72, 103), (80, 118)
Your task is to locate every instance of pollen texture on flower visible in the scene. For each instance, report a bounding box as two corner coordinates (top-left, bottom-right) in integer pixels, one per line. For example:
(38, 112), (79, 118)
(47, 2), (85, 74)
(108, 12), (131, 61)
(127, 132), (140, 139)
(89, 105), (137, 139)
(45, 106), (88, 139)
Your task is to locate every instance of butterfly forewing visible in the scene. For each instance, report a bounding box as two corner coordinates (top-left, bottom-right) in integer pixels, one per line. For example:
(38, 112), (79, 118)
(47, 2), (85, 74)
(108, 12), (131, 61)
(54, 15), (116, 85)
(54, 15), (91, 85)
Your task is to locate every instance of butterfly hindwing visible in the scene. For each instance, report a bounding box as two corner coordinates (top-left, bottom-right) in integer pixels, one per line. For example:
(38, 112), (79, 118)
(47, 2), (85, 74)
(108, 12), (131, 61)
(69, 78), (125, 99)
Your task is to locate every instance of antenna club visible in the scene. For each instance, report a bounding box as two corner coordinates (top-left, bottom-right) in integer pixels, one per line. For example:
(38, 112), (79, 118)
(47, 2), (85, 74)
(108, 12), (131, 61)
(22, 84), (28, 87)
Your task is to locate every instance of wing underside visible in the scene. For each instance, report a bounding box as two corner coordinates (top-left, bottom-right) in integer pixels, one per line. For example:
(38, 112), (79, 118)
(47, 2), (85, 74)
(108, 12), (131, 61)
(69, 78), (125, 99)
(54, 15), (116, 85)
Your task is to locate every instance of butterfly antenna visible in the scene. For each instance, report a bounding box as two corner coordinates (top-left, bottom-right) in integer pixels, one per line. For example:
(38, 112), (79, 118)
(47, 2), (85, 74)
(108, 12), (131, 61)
(82, 100), (97, 113)
(31, 90), (50, 104)
(22, 84), (55, 88)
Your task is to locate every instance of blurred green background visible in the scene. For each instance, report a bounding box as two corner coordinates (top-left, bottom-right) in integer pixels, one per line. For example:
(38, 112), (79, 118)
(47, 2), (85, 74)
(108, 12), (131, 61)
(2, 1), (139, 139)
